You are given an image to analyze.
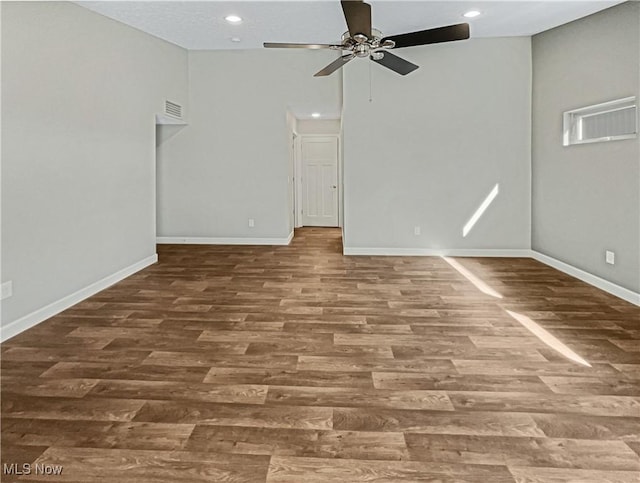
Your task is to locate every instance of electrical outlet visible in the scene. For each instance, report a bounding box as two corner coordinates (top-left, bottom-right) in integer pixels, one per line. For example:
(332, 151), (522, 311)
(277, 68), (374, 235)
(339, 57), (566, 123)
(248, 219), (255, 228)
(1, 281), (13, 300)
(605, 250), (615, 265)
(414, 226), (421, 236)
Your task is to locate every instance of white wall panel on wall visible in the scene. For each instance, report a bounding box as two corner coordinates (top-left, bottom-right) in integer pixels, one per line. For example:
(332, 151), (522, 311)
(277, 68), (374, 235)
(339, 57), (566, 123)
(342, 37), (532, 251)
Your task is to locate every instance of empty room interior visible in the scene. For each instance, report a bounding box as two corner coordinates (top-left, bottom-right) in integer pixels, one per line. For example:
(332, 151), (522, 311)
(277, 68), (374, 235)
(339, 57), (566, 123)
(2, 0), (640, 481)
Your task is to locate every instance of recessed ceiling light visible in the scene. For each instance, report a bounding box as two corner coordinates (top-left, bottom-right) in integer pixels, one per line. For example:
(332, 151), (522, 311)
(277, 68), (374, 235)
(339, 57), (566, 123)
(225, 15), (242, 24)
(311, 113), (321, 118)
(230, 37), (241, 43)
(463, 10), (481, 18)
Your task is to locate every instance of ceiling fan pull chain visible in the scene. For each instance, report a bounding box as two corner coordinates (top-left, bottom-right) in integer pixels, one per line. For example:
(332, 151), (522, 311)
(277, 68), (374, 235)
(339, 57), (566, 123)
(369, 60), (373, 103)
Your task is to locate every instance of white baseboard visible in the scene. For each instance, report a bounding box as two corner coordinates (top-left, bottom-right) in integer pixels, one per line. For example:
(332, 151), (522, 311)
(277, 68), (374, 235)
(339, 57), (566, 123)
(531, 250), (640, 306)
(343, 247), (532, 257)
(343, 246), (639, 306)
(2, 244), (635, 343)
(0, 254), (158, 342)
(157, 232), (294, 246)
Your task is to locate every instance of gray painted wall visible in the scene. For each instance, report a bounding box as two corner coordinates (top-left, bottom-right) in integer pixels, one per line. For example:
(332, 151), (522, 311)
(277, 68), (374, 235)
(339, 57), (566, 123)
(3, 0), (635, 337)
(156, 49), (342, 240)
(532, 2), (640, 292)
(342, 38), (532, 251)
(296, 119), (341, 135)
(1, 2), (188, 326)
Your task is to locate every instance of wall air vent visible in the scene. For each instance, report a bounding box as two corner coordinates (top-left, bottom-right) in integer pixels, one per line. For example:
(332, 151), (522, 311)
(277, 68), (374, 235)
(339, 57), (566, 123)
(165, 100), (183, 119)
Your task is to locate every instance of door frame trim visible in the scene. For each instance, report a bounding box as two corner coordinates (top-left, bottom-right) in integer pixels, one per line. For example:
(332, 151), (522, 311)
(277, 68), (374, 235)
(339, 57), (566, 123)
(295, 134), (342, 228)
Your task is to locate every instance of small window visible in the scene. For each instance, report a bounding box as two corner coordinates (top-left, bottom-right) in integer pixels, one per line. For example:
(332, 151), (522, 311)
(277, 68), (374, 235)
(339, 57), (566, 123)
(563, 97), (637, 146)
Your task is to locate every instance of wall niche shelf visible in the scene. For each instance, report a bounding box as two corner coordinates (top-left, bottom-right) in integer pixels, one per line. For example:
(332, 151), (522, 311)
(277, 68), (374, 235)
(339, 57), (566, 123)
(155, 114), (187, 126)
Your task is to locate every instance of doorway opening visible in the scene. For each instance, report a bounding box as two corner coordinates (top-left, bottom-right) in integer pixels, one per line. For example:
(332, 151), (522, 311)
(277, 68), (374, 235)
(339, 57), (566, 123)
(155, 116), (187, 243)
(289, 116), (343, 230)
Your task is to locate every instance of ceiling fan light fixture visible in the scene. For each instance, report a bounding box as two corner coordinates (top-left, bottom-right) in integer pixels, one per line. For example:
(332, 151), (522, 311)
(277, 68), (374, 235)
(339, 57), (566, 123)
(224, 15), (243, 24)
(463, 10), (481, 18)
(371, 51), (384, 60)
(355, 43), (370, 57)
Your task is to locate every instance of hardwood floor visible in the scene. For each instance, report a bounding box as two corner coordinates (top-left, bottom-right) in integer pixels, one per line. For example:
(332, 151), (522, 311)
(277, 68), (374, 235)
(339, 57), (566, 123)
(2, 227), (639, 482)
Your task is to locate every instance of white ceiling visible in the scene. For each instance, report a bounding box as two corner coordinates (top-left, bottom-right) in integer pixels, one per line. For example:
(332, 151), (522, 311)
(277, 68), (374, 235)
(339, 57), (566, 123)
(77, 1), (624, 50)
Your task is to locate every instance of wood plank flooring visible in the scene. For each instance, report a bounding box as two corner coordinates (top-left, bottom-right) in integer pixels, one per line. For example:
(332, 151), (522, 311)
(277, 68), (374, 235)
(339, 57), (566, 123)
(2, 227), (639, 482)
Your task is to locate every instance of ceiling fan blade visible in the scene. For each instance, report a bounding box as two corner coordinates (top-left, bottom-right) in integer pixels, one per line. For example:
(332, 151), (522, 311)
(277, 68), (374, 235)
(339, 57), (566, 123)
(314, 54), (355, 77)
(263, 42), (342, 50)
(341, 0), (372, 39)
(382, 23), (470, 49)
(371, 51), (419, 76)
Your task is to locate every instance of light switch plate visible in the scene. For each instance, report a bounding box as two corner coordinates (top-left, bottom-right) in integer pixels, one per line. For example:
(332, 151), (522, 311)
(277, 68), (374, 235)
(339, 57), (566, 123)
(605, 250), (615, 265)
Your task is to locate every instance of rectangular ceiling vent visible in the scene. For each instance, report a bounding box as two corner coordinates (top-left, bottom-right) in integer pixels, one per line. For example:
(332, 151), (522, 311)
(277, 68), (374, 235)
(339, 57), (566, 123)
(164, 100), (183, 120)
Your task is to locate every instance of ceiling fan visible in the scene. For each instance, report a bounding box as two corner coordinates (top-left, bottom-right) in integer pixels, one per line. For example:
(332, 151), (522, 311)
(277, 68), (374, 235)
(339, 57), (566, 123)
(264, 0), (470, 77)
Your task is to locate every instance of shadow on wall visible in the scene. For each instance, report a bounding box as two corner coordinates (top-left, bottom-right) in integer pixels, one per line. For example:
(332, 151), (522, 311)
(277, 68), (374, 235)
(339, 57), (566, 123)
(156, 125), (187, 148)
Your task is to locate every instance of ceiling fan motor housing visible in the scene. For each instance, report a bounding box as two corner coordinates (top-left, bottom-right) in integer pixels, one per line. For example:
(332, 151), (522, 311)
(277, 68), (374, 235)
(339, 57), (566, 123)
(342, 29), (383, 47)
(340, 28), (393, 57)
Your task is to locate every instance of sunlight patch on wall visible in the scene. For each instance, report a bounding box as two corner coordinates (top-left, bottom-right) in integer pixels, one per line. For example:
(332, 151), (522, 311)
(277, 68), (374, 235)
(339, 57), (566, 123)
(442, 256), (503, 299)
(506, 310), (591, 367)
(463, 183), (499, 237)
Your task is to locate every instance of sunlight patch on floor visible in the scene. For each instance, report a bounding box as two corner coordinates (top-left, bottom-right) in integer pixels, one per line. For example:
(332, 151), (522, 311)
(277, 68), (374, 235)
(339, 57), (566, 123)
(441, 254), (591, 367)
(506, 310), (591, 367)
(442, 256), (503, 299)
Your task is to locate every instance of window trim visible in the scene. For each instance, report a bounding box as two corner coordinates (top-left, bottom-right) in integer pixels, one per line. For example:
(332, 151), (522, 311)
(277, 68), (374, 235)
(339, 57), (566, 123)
(563, 96), (637, 146)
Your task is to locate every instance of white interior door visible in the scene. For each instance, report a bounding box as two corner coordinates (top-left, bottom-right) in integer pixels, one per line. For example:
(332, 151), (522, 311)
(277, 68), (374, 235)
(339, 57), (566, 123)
(301, 136), (339, 227)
